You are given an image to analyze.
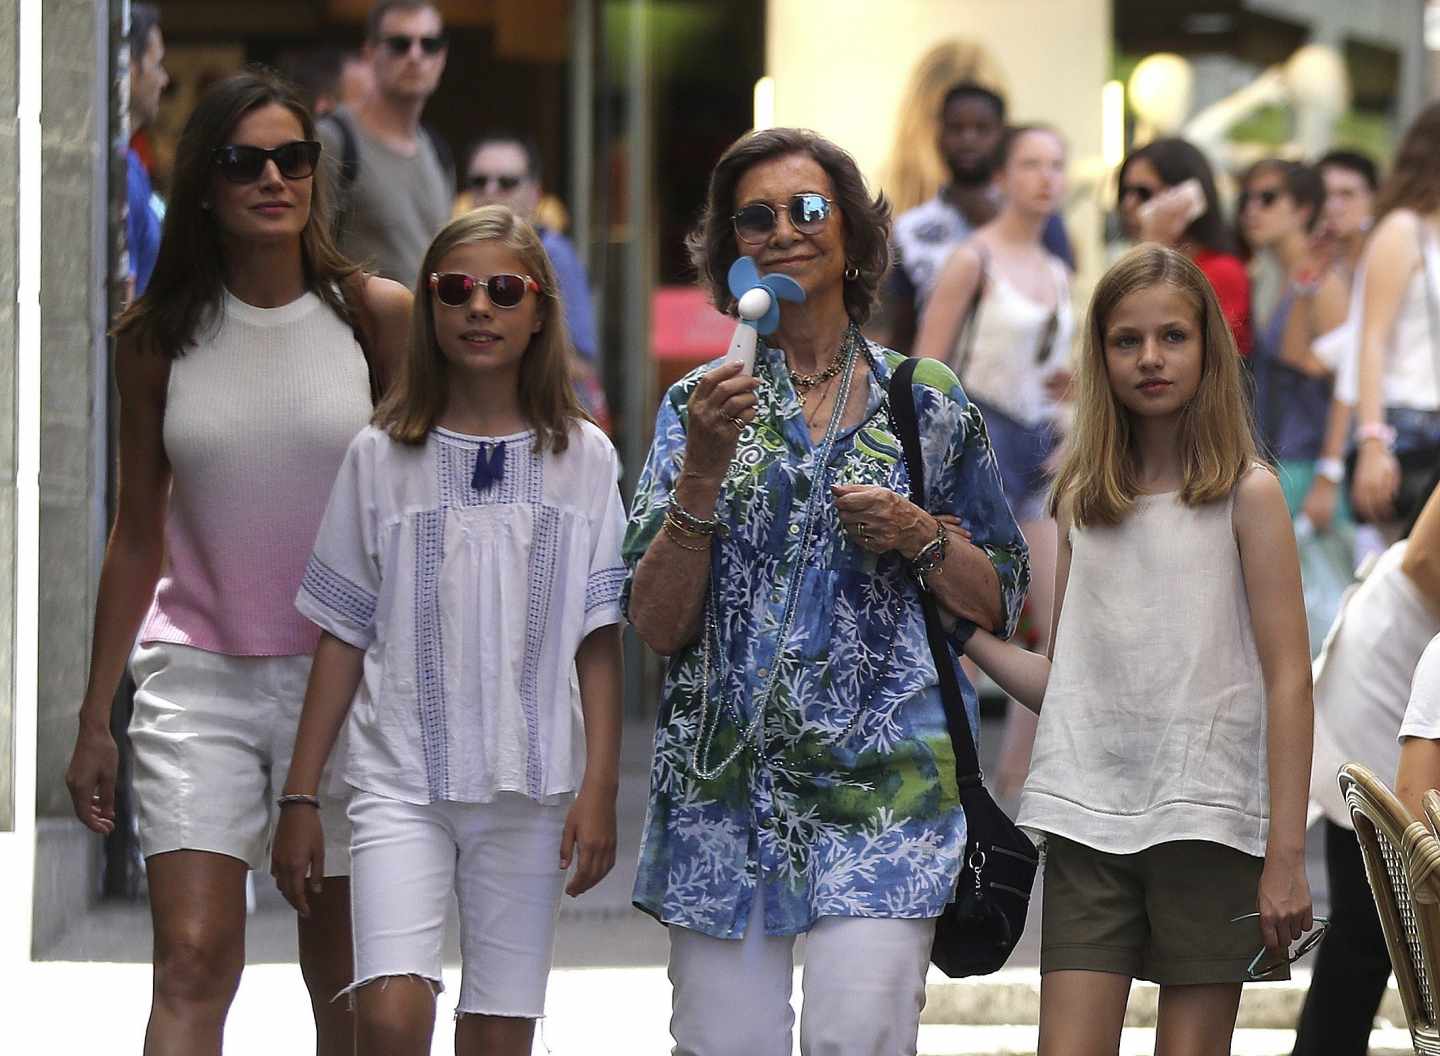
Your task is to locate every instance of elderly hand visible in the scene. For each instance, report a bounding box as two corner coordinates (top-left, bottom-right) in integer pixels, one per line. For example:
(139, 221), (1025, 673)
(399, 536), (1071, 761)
(683, 360), (761, 482)
(831, 484), (937, 558)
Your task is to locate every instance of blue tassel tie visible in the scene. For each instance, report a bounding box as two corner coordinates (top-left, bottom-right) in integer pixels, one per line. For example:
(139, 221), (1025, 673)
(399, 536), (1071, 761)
(472, 442), (506, 492)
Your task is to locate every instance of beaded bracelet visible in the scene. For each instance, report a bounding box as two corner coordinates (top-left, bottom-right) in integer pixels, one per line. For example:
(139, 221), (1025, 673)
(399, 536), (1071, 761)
(667, 498), (719, 536)
(276, 793), (321, 809)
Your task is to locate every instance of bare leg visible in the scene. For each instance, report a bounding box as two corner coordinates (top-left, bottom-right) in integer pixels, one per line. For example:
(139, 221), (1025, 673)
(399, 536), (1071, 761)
(1154, 983), (1243, 1056)
(144, 850), (249, 1056)
(355, 975), (437, 1056)
(454, 1014), (536, 1056)
(1037, 970), (1131, 1056)
(994, 516), (1057, 798)
(298, 877), (356, 1056)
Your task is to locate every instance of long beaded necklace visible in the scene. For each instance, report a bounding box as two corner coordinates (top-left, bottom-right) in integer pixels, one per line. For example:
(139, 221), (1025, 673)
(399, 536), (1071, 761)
(691, 324), (861, 781)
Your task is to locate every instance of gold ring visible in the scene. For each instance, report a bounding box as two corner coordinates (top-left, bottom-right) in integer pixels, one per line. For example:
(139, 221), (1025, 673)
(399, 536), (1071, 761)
(730, 416), (747, 432)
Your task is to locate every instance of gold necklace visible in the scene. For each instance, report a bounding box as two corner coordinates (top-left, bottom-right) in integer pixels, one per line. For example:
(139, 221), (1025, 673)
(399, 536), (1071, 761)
(787, 342), (845, 392)
(804, 374), (839, 428)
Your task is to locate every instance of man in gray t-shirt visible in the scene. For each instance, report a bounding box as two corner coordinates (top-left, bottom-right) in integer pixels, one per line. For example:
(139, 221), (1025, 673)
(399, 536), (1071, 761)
(319, 1), (453, 285)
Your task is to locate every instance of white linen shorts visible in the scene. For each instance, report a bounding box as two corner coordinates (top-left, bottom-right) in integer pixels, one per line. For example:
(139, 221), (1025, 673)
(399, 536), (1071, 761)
(128, 641), (351, 874)
(346, 790), (570, 1018)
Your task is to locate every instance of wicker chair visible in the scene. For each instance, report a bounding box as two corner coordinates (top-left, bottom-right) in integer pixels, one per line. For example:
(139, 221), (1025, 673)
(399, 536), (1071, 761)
(1423, 789), (1440, 841)
(1341, 763), (1440, 1055)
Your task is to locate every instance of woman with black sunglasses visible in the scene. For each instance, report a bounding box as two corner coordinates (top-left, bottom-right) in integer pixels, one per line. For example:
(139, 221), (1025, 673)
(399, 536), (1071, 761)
(62, 69), (411, 1055)
(623, 128), (1029, 1054)
(1117, 137), (1253, 357)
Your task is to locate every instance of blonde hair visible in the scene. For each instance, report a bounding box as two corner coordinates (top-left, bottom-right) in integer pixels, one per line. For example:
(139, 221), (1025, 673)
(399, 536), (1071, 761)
(877, 39), (1008, 214)
(374, 205), (589, 452)
(1049, 244), (1261, 528)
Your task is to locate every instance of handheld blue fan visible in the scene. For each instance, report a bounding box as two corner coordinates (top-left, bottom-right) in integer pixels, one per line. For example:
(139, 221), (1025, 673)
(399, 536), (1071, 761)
(723, 256), (806, 373)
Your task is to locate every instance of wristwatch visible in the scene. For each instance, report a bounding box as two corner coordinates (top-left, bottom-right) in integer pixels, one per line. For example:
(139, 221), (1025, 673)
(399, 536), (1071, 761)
(1315, 457), (1345, 485)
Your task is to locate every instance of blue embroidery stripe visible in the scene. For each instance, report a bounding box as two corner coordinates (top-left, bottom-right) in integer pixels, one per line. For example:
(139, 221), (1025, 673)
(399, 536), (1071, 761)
(413, 510), (449, 800)
(300, 556), (377, 630)
(585, 566), (627, 614)
(519, 506), (560, 798)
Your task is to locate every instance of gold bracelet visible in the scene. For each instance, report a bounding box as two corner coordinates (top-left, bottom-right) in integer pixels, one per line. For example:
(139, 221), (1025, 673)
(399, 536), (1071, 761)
(663, 511), (711, 538)
(663, 518), (712, 551)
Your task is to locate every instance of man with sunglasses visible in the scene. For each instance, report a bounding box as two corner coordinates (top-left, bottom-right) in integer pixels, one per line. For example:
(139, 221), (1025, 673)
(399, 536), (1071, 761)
(458, 134), (600, 374)
(317, 0), (453, 283)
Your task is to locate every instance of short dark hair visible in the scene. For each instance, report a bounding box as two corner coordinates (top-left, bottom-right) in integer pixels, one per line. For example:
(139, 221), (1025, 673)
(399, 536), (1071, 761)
(366, 0), (441, 42)
(465, 133), (543, 183)
(687, 128), (891, 326)
(939, 82), (1006, 124)
(129, 2), (161, 53)
(1244, 158), (1326, 233)
(1318, 149), (1379, 193)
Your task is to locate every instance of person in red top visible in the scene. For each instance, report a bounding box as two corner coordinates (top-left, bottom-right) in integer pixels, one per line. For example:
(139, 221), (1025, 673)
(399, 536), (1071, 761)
(1117, 138), (1253, 356)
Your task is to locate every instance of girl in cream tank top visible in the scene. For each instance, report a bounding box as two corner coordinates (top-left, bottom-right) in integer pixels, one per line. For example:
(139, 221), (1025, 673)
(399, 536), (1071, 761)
(960, 245), (1314, 1048)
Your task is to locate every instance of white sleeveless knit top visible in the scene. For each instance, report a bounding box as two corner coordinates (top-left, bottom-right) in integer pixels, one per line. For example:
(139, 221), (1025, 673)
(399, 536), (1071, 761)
(138, 290), (372, 655)
(1018, 476), (1270, 858)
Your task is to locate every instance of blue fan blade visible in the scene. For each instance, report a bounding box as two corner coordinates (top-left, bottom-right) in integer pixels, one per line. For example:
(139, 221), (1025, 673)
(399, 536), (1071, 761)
(761, 273), (806, 303)
(727, 256), (761, 300)
(755, 300), (782, 335)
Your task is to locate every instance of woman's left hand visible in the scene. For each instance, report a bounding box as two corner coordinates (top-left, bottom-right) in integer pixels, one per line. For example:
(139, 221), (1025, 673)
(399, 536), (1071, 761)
(1256, 850), (1314, 961)
(561, 779), (618, 897)
(831, 484), (935, 558)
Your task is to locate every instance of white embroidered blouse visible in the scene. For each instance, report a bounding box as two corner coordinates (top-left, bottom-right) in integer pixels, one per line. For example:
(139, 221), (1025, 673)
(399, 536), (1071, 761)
(296, 421), (628, 805)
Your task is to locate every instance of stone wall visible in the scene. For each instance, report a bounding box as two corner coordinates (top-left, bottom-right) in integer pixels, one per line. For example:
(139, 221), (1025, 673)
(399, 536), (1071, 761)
(0, 0), (21, 834)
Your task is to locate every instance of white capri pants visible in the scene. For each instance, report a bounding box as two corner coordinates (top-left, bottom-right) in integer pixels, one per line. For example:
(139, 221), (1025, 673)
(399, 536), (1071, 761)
(128, 641), (351, 873)
(667, 885), (936, 1055)
(347, 790), (570, 1018)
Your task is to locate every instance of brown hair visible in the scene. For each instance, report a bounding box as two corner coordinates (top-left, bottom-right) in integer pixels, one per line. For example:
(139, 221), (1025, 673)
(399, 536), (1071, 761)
(373, 206), (588, 453)
(687, 128), (891, 326)
(1049, 244), (1261, 528)
(1373, 101), (1440, 222)
(114, 68), (358, 358)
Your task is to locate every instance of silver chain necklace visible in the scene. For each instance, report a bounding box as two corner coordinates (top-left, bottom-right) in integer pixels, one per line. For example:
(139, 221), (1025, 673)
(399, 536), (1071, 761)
(691, 325), (862, 781)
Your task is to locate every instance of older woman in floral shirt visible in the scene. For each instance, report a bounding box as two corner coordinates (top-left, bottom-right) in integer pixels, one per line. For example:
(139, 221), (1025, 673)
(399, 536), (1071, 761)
(623, 128), (1029, 1056)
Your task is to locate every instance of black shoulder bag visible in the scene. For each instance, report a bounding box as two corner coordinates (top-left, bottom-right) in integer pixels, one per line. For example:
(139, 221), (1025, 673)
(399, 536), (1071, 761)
(888, 356), (1039, 978)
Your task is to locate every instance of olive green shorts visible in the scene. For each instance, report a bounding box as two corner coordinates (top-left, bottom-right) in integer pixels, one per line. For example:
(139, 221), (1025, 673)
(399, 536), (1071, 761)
(1039, 834), (1280, 985)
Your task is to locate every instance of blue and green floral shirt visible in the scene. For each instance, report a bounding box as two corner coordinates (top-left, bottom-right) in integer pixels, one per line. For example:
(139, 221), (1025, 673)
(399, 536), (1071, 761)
(622, 338), (1029, 939)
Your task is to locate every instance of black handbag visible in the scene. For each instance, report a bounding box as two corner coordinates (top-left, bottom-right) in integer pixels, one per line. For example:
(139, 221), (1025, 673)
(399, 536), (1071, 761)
(888, 356), (1039, 978)
(1346, 217), (1440, 525)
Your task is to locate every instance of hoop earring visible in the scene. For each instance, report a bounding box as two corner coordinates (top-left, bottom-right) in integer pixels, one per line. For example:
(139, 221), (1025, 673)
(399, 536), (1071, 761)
(844, 264), (860, 281)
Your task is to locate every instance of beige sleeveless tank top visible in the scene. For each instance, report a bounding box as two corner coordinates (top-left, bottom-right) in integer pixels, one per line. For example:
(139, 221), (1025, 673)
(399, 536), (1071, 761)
(1017, 477), (1270, 858)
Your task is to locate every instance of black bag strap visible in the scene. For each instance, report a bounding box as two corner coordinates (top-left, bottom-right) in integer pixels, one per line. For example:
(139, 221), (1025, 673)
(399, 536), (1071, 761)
(948, 243), (989, 384)
(888, 357), (983, 788)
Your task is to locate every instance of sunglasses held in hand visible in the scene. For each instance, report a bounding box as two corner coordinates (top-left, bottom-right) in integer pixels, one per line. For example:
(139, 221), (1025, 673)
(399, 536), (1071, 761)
(429, 272), (539, 309)
(211, 141), (321, 184)
(1230, 913), (1330, 980)
(732, 193), (833, 245)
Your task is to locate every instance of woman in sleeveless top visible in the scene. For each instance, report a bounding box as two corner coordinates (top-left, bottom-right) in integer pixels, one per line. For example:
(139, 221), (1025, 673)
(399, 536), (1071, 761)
(963, 245), (1314, 1055)
(1344, 102), (1440, 534)
(916, 124), (1073, 796)
(63, 71), (412, 1054)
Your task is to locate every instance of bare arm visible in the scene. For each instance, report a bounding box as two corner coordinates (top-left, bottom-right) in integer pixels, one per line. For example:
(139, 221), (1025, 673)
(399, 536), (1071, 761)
(913, 245), (982, 365)
(1352, 213), (1420, 521)
(1397, 737), (1440, 820)
(563, 624), (623, 896)
(1278, 272), (1347, 377)
(961, 498), (1073, 712)
(1400, 484), (1440, 613)
(64, 334), (172, 834)
(271, 631), (363, 915)
(359, 273), (413, 395)
(628, 361), (758, 655)
(1234, 468), (1314, 954)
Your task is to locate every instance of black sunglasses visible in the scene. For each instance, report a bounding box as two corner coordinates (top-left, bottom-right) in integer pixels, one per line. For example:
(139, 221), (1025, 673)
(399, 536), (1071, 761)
(1230, 913), (1330, 980)
(382, 34), (446, 56)
(430, 272), (539, 309)
(732, 193), (832, 245)
(1239, 188), (1284, 211)
(212, 140), (321, 184)
(467, 173), (526, 192)
(1119, 184), (1156, 205)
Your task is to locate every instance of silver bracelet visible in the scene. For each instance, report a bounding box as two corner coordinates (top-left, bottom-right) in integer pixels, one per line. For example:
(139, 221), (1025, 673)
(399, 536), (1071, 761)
(276, 793), (321, 809)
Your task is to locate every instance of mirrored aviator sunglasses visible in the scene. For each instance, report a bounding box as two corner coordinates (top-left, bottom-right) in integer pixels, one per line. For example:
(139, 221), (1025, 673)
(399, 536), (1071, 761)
(212, 140), (322, 184)
(429, 272), (539, 309)
(732, 193), (832, 245)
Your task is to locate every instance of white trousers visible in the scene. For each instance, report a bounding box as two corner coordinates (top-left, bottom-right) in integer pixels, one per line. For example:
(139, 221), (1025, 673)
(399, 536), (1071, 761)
(667, 886), (936, 1056)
